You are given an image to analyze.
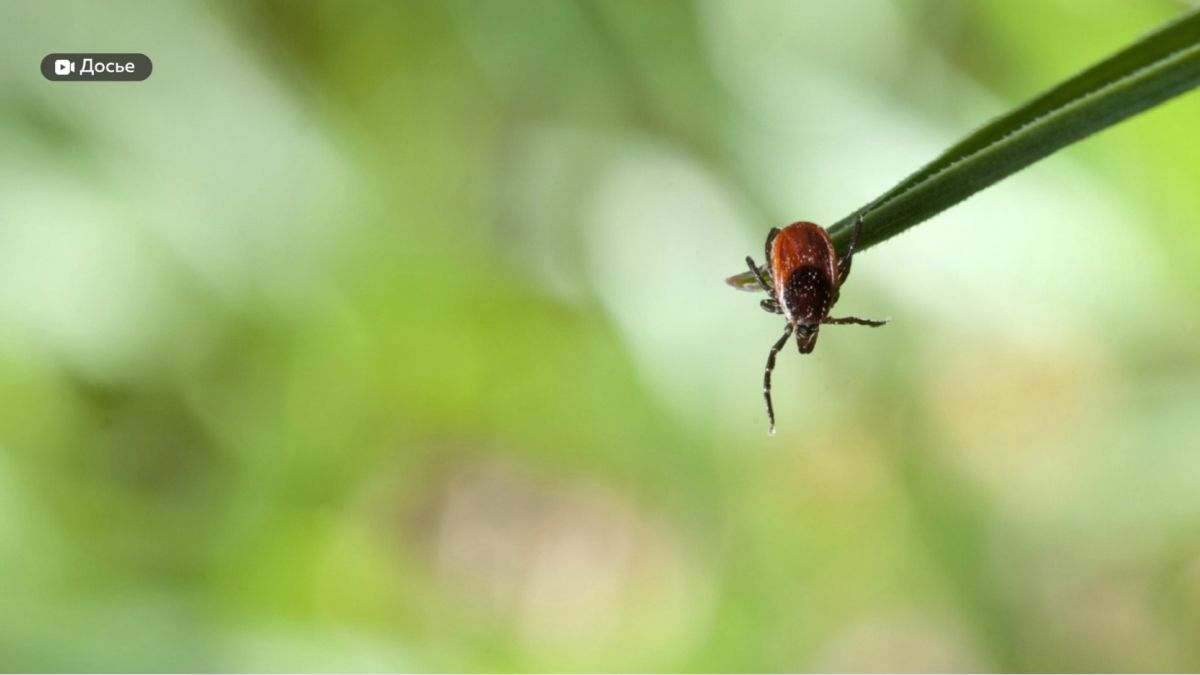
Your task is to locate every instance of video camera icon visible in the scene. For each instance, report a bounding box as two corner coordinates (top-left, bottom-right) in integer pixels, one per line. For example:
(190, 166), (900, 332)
(54, 59), (75, 75)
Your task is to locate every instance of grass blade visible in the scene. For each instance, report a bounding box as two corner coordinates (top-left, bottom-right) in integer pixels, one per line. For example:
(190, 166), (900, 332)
(726, 9), (1200, 290)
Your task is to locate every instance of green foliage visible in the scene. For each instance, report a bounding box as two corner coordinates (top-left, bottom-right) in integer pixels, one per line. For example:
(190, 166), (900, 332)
(6, 2), (1200, 672)
(727, 8), (1200, 290)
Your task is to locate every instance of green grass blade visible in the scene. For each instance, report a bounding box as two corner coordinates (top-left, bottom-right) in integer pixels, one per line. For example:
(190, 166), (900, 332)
(726, 9), (1200, 290)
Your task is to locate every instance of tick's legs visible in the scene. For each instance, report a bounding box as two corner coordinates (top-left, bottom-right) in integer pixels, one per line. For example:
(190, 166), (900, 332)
(823, 315), (888, 327)
(763, 225), (782, 267)
(748, 225), (787, 294)
(837, 213), (864, 285)
(763, 323), (794, 436)
(759, 299), (783, 314)
(745, 256), (773, 293)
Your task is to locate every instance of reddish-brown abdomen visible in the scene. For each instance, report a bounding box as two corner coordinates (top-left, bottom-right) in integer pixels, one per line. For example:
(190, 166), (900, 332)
(770, 222), (838, 323)
(770, 222), (838, 286)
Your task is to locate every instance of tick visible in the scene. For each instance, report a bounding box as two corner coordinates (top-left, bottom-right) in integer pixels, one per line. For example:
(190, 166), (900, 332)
(734, 215), (887, 435)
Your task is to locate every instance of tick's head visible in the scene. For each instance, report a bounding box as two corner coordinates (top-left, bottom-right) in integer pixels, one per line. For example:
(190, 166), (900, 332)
(795, 323), (819, 354)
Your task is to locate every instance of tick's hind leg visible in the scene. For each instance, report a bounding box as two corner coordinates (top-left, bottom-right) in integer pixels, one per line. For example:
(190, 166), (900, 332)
(823, 315), (888, 327)
(763, 225), (782, 267)
(837, 214), (865, 285)
(745, 256), (773, 293)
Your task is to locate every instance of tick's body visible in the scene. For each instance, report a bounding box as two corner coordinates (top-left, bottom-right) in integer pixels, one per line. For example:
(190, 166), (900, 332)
(736, 216), (887, 434)
(770, 222), (839, 332)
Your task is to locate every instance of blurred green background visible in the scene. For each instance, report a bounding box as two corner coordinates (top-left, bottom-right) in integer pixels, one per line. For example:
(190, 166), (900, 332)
(3, 0), (1200, 671)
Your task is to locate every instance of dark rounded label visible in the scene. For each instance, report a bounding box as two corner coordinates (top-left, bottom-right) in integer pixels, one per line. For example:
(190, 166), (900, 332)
(41, 53), (152, 81)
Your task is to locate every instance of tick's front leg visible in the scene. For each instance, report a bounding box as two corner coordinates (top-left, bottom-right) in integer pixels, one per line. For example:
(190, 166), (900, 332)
(823, 315), (888, 327)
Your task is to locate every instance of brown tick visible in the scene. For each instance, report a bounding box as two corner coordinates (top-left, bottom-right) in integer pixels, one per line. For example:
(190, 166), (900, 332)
(733, 215), (887, 435)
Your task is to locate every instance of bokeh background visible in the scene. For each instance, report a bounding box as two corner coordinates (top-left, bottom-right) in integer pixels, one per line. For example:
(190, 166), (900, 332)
(3, 0), (1200, 671)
